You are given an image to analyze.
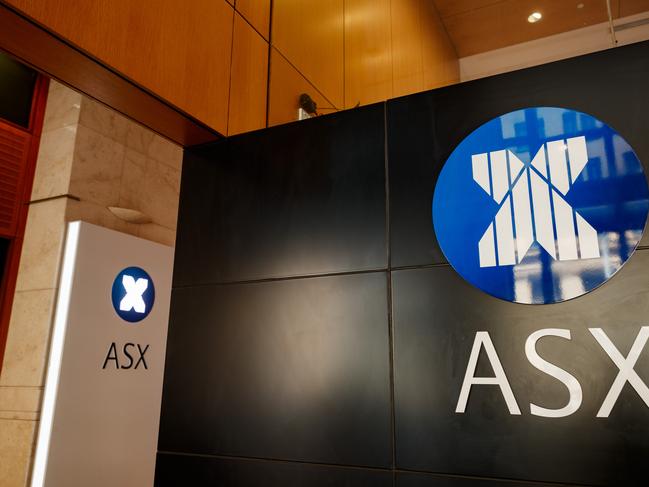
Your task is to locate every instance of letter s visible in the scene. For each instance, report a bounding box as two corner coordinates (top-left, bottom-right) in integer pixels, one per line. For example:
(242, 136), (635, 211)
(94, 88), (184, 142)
(525, 329), (582, 418)
(121, 342), (135, 370)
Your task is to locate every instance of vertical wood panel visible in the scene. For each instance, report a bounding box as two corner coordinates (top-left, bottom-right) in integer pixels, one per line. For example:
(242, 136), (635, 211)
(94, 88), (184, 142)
(391, 0), (424, 97)
(272, 0), (344, 109)
(432, 0), (504, 18)
(268, 48), (332, 127)
(619, 0), (649, 17)
(421, 0), (459, 90)
(171, 1), (233, 134)
(228, 13), (269, 136)
(0, 4), (218, 145)
(4, 0), (234, 134)
(5, 0), (460, 136)
(236, 0), (271, 40)
(344, 0), (393, 108)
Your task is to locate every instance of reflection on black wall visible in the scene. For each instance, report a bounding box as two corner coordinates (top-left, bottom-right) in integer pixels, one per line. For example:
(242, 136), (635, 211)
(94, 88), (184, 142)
(172, 104), (387, 287)
(158, 41), (649, 486)
(160, 273), (391, 467)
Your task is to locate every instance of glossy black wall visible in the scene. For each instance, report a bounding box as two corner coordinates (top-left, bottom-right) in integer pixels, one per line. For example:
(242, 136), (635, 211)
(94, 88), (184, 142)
(158, 41), (649, 486)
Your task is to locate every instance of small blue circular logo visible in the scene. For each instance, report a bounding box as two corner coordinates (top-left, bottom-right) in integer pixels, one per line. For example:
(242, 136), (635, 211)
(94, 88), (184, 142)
(433, 107), (649, 304)
(111, 266), (155, 322)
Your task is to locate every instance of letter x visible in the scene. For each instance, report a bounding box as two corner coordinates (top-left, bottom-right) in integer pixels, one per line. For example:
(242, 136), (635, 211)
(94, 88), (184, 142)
(120, 275), (148, 313)
(472, 136), (600, 267)
(590, 327), (649, 417)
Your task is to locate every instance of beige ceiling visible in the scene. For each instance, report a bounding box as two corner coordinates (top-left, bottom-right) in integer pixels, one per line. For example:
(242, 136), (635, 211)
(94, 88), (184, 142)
(432, 0), (649, 57)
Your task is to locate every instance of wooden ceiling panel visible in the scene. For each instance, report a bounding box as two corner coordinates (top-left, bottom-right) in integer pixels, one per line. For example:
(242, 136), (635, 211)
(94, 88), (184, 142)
(438, 0), (616, 57)
(431, 0), (649, 57)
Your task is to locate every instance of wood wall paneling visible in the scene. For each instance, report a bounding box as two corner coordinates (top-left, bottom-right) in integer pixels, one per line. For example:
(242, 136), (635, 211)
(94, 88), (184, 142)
(236, 0), (271, 40)
(272, 0), (344, 109)
(344, 0), (393, 108)
(228, 13), (269, 136)
(0, 3), (218, 145)
(4, 0), (234, 134)
(174, 1), (233, 134)
(391, 0), (424, 98)
(3, 0), (461, 138)
(432, 0), (506, 19)
(420, 0), (459, 91)
(268, 48), (331, 127)
(619, 0), (649, 17)
(8, 0), (640, 136)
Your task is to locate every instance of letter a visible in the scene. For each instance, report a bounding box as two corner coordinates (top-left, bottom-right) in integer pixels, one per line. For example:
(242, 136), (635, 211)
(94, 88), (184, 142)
(456, 331), (521, 415)
(102, 342), (119, 370)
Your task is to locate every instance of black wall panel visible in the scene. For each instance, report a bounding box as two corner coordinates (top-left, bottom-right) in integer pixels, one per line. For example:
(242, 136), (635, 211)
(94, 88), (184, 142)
(159, 273), (392, 467)
(388, 42), (649, 266)
(173, 103), (387, 287)
(395, 472), (568, 487)
(392, 250), (649, 486)
(159, 41), (649, 486)
(155, 454), (393, 487)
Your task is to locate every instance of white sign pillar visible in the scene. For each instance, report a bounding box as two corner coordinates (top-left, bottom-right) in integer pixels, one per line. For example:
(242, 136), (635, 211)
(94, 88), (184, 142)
(31, 222), (174, 487)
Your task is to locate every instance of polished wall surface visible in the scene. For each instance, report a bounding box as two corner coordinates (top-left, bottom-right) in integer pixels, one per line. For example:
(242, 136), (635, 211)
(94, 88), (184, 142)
(392, 259), (649, 485)
(270, 0), (459, 122)
(159, 41), (649, 486)
(4, 0), (458, 136)
(173, 103), (386, 286)
(5, 0), (235, 133)
(161, 273), (391, 466)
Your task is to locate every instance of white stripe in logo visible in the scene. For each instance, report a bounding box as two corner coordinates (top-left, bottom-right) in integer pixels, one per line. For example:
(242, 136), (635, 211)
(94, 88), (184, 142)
(119, 275), (149, 313)
(472, 136), (599, 267)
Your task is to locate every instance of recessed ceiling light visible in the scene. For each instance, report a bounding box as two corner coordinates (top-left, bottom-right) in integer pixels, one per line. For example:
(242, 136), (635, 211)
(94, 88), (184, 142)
(528, 11), (542, 23)
(577, 3), (585, 8)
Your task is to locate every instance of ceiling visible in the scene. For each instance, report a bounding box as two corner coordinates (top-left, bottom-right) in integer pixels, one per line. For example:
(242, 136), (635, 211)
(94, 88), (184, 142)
(432, 0), (649, 57)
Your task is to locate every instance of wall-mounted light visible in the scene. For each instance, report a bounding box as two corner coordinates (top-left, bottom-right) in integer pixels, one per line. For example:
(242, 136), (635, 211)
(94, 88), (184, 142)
(108, 206), (152, 224)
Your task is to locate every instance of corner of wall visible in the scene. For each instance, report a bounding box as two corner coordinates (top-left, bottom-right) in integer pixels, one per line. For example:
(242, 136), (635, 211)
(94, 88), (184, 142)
(0, 80), (183, 487)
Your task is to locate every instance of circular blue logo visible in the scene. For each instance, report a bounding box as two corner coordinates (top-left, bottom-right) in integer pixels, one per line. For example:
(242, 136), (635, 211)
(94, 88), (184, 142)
(111, 266), (155, 322)
(433, 107), (649, 304)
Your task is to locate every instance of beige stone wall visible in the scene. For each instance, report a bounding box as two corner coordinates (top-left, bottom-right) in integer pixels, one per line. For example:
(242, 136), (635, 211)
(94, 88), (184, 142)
(0, 81), (182, 487)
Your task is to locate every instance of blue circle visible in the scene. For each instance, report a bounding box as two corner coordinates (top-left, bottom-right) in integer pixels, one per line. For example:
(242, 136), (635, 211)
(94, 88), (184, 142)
(111, 266), (155, 322)
(432, 107), (649, 304)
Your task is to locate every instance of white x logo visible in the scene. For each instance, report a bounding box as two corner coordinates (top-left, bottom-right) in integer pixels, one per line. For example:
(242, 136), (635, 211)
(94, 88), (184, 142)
(590, 327), (649, 417)
(119, 275), (149, 313)
(472, 136), (600, 267)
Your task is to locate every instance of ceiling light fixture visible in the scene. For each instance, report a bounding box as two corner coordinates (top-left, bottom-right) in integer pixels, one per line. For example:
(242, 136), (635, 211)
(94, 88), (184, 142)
(528, 11), (542, 23)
